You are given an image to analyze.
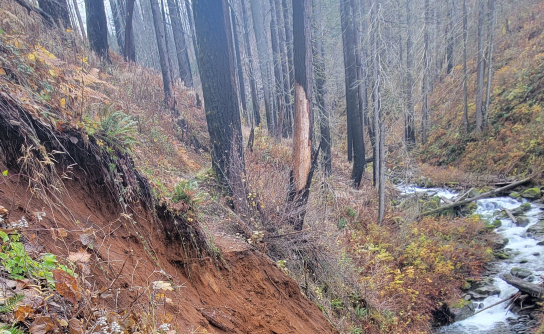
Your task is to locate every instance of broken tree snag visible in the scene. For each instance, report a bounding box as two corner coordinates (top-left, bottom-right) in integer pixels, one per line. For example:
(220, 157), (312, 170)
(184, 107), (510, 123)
(288, 0), (314, 231)
(421, 176), (533, 216)
(292, 82), (312, 193)
(501, 274), (544, 299)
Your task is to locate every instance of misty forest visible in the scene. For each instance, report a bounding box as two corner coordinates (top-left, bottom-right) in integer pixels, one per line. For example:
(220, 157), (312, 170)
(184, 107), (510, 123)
(0, 0), (544, 332)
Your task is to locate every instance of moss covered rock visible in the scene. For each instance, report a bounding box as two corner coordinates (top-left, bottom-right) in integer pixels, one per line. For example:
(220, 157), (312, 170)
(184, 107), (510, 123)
(512, 203), (531, 215)
(521, 188), (541, 199)
(509, 192), (522, 201)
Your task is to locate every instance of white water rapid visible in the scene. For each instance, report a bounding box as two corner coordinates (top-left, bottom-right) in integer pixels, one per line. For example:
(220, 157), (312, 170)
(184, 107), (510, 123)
(400, 185), (544, 333)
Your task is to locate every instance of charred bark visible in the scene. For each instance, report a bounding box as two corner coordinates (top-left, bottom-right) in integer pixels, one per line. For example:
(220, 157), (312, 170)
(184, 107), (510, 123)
(193, 0), (247, 211)
(85, 0), (110, 60)
(289, 0), (315, 231)
(168, 0), (193, 87)
(124, 0), (136, 61)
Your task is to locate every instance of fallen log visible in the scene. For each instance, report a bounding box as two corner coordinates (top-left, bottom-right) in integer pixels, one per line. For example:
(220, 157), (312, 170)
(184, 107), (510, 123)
(453, 188), (474, 203)
(421, 176), (533, 216)
(501, 274), (544, 299)
(503, 208), (517, 224)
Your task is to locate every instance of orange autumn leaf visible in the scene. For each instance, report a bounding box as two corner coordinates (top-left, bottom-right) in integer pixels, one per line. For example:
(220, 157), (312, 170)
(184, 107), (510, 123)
(14, 304), (34, 321)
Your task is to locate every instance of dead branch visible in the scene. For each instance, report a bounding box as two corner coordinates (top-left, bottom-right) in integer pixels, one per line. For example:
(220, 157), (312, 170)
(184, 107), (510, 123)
(503, 208), (517, 224)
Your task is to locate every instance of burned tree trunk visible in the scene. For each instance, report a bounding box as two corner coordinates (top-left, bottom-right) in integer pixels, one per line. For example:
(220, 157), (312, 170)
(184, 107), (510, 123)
(275, 0), (292, 138)
(124, 0), (136, 61)
(193, 0), (247, 211)
(475, 0), (486, 132)
(250, 0), (273, 134)
(109, 0), (125, 55)
(38, 0), (71, 27)
(85, 0), (109, 60)
(231, 7), (248, 119)
(269, 0), (285, 137)
(340, 0), (365, 187)
(149, 0), (173, 100)
(241, 0), (261, 126)
(404, 0), (415, 147)
(167, 0), (193, 87)
(462, 0), (469, 132)
(289, 0), (315, 231)
(312, 0), (331, 175)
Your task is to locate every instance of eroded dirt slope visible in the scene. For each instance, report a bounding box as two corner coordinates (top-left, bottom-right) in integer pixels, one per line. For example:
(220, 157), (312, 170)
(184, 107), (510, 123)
(0, 174), (337, 334)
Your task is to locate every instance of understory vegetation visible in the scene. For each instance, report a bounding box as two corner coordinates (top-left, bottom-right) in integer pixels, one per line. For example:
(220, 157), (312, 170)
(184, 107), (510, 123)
(0, 0), (542, 333)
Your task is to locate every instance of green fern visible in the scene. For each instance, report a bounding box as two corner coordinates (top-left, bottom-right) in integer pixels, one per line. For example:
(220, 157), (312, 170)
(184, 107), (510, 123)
(1, 325), (26, 334)
(97, 106), (139, 152)
(0, 294), (24, 314)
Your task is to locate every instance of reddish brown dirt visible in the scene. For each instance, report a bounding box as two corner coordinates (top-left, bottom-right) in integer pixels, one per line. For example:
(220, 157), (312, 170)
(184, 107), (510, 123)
(0, 173), (337, 334)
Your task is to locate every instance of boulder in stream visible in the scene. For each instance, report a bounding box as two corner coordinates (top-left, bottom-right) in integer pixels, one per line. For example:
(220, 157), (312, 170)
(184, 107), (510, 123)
(510, 267), (532, 279)
(449, 301), (477, 322)
(521, 188), (541, 199)
(526, 220), (544, 238)
(516, 216), (531, 227)
(473, 285), (501, 297)
(510, 192), (523, 202)
(512, 203), (532, 216)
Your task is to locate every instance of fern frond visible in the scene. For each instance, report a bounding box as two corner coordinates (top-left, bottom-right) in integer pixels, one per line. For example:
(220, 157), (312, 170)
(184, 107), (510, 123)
(1, 325), (26, 334)
(0, 294), (24, 313)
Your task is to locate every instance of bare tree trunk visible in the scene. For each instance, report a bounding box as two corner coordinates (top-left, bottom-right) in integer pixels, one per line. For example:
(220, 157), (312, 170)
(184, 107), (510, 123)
(378, 121), (385, 225)
(124, 0), (136, 61)
(340, 0), (365, 187)
(340, 0), (352, 163)
(421, 0), (430, 144)
(371, 1), (380, 188)
(282, 0), (295, 131)
(193, 0), (247, 212)
(289, 0), (315, 231)
(72, 0), (87, 41)
(241, 0), (261, 126)
(404, 0), (415, 147)
(184, 0), (200, 69)
(446, 0), (454, 74)
(231, 7), (248, 120)
(167, 0), (193, 87)
(149, 0), (172, 100)
(462, 0), (469, 132)
(250, 0), (273, 134)
(269, 0), (284, 137)
(484, 0), (496, 127)
(475, 0), (486, 132)
(161, 0), (175, 82)
(275, 0), (292, 138)
(85, 0), (109, 60)
(312, 0), (331, 176)
(109, 0), (125, 55)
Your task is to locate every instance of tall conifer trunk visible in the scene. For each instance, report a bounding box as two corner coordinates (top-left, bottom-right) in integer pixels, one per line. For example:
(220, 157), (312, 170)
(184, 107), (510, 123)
(149, 0), (173, 100)
(193, 0), (247, 212)
(167, 0), (193, 87)
(241, 0), (261, 126)
(124, 0), (136, 61)
(312, 0), (331, 175)
(85, 0), (109, 60)
(250, 0), (273, 134)
(289, 0), (315, 231)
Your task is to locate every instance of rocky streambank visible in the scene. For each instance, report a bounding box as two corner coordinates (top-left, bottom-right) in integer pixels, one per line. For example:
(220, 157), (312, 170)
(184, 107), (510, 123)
(402, 184), (544, 334)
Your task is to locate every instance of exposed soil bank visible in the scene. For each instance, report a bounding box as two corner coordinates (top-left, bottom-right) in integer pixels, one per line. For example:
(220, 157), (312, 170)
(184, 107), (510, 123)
(0, 172), (337, 333)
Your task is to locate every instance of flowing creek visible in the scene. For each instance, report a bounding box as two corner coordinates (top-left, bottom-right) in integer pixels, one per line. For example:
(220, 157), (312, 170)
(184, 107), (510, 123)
(400, 186), (544, 333)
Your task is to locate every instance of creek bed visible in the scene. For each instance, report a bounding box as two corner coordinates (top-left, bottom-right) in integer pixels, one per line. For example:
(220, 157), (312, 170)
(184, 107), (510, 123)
(400, 186), (544, 333)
